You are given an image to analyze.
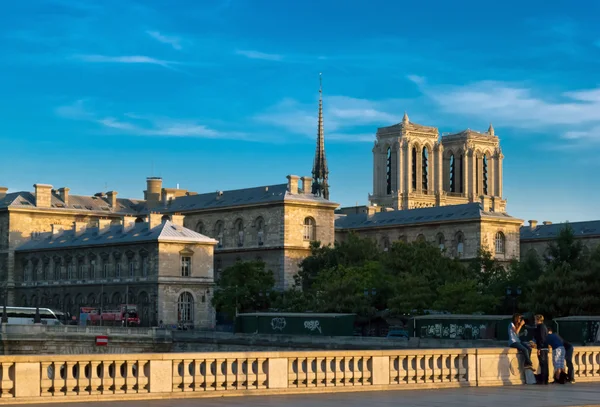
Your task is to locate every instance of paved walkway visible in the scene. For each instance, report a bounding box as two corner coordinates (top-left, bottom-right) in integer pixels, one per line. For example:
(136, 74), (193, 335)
(22, 384), (600, 407)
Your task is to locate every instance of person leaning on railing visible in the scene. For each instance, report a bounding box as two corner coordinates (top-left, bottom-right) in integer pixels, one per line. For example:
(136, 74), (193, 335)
(508, 313), (534, 370)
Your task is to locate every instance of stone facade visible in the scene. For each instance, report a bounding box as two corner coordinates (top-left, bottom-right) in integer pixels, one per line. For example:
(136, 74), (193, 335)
(11, 213), (217, 328)
(520, 219), (600, 259)
(369, 114), (506, 213)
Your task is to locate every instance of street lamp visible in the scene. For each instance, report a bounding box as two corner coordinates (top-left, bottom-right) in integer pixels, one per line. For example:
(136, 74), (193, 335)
(506, 286), (522, 314)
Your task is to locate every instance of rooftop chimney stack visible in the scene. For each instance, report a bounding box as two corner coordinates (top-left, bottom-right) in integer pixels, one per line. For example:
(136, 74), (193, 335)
(51, 224), (64, 238)
(148, 212), (164, 230)
(57, 187), (70, 206)
(528, 220), (538, 229)
(170, 213), (185, 227)
(106, 191), (118, 210)
(286, 175), (300, 194)
(300, 176), (312, 194)
(144, 177), (163, 208)
(543, 221), (552, 226)
(73, 221), (87, 237)
(122, 216), (137, 233)
(97, 218), (113, 234)
(0, 187), (7, 200)
(33, 184), (53, 207)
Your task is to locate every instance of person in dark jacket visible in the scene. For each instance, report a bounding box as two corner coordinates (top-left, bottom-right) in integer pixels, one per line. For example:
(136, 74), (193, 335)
(533, 315), (549, 384)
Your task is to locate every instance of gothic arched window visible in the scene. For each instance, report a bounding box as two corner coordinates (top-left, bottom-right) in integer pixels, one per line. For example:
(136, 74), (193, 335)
(449, 154), (456, 193)
(495, 232), (505, 254)
(386, 147), (392, 195)
(234, 218), (244, 247)
(483, 154), (489, 195)
(177, 292), (194, 324)
(215, 221), (224, 248)
(303, 217), (316, 241)
(422, 147), (429, 192)
(412, 147), (418, 191)
(255, 217), (265, 246)
(195, 221), (204, 235)
(456, 232), (465, 257)
(437, 233), (445, 251)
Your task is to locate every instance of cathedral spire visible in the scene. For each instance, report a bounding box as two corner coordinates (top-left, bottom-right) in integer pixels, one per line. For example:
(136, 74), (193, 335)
(488, 123), (495, 136)
(402, 111), (409, 124)
(311, 73), (330, 200)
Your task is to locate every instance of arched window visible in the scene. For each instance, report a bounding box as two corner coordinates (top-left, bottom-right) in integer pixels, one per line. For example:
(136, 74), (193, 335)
(422, 147), (429, 192)
(411, 147), (418, 191)
(483, 154), (489, 195)
(54, 259), (61, 280)
(215, 221), (224, 248)
(234, 218), (244, 247)
(88, 294), (96, 305)
(437, 233), (445, 250)
(456, 233), (464, 257)
(416, 234), (426, 243)
(303, 217), (316, 241)
(495, 232), (505, 254)
(112, 292), (122, 306)
(255, 217), (265, 246)
(196, 221), (204, 235)
(449, 154), (456, 193)
(382, 237), (390, 252)
(386, 147), (392, 195)
(177, 292), (194, 324)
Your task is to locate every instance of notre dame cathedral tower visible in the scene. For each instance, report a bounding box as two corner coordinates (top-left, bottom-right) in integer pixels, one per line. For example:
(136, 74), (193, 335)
(369, 113), (506, 212)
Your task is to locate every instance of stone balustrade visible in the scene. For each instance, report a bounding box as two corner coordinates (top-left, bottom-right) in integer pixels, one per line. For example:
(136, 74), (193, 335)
(0, 347), (598, 404)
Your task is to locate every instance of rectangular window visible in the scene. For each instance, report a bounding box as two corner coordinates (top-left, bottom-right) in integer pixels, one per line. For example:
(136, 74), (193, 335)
(68, 265), (74, 279)
(116, 264), (121, 278)
(142, 259), (148, 277)
(79, 265), (84, 279)
(90, 262), (96, 279)
(54, 265), (61, 280)
(129, 262), (135, 278)
(103, 264), (109, 279)
(181, 256), (191, 277)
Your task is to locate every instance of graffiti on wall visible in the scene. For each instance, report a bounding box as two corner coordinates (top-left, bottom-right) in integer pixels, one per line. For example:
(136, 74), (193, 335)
(303, 320), (322, 334)
(271, 317), (286, 331)
(422, 323), (489, 339)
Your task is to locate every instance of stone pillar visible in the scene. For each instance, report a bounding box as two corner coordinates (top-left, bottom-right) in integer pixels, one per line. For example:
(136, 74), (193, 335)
(372, 144), (379, 197)
(487, 155), (495, 196)
(396, 142), (403, 195)
(437, 143), (444, 194)
(497, 153), (504, 198)
(416, 145), (422, 193)
(461, 152), (468, 196)
(406, 142), (413, 193)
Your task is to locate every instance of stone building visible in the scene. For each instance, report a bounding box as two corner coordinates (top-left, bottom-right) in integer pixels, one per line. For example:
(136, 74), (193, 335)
(12, 213), (217, 328)
(368, 114), (506, 212)
(336, 114), (519, 262)
(335, 203), (522, 262)
(520, 220), (600, 258)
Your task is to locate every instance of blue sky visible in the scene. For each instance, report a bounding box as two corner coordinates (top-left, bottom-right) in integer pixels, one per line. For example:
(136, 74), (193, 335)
(1, 0), (600, 223)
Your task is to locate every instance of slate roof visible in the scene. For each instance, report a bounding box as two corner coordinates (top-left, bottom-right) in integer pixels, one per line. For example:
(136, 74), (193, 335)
(16, 220), (217, 252)
(0, 191), (143, 215)
(163, 183), (336, 213)
(520, 220), (600, 241)
(335, 203), (519, 230)
(376, 120), (438, 136)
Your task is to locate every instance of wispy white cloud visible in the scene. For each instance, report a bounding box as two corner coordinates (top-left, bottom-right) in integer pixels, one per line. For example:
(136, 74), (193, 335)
(72, 54), (178, 69)
(255, 95), (403, 142)
(235, 49), (283, 61)
(410, 75), (600, 143)
(56, 100), (247, 140)
(146, 30), (182, 50)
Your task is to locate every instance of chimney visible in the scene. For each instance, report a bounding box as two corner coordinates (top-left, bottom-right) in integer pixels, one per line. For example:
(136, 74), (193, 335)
(57, 187), (70, 206)
(170, 213), (185, 227)
(122, 215), (137, 233)
(144, 177), (163, 208)
(98, 218), (113, 234)
(33, 184), (53, 207)
(73, 221), (87, 237)
(106, 191), (118, 210)
(543, 221), (552, 226)
(51, 224), (64, 237)
(286, 175), (300, 194)
(300, 176), (312, 194)
(0, 187), (8, 200)
(528, 220), (538, 229)
(148, 212), (164, 230)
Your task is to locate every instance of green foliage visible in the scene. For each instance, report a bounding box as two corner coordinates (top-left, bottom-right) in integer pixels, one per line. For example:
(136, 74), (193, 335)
(211, 260), (276, 318)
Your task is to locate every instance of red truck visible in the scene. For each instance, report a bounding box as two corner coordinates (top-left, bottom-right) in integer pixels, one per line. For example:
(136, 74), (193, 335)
(83, 304), (140, 326)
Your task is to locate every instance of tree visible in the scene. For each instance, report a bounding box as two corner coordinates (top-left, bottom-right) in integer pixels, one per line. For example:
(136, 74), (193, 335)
(433, 280), (498, 314)
(545, 224), (586, 269)
(211, 260), (276, 318)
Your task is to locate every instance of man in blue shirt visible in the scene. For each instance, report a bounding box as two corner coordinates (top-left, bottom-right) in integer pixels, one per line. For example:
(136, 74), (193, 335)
(546, 329), (566, 382)
(533, 315), (549, 384)
(508, 313), (533, 369)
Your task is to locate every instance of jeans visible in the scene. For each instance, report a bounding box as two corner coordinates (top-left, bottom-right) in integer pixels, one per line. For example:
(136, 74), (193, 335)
(565, 344), (574, 381)
(510, 341), (533, 366)
(538, 349), (549, 383)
